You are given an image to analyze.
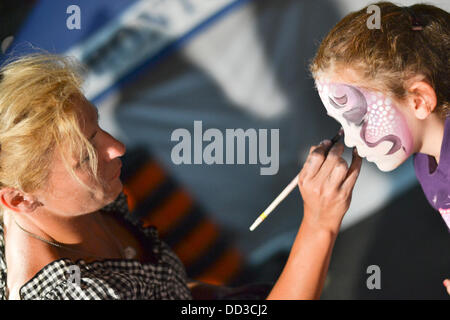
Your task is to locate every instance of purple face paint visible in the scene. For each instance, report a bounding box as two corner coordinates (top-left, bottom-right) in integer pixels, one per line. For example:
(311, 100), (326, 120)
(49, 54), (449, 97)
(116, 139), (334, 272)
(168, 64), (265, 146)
(315, 79), (414, 171)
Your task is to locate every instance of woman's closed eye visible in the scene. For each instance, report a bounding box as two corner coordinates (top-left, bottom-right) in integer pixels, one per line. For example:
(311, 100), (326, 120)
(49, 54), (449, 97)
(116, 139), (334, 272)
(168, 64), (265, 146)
(74, 155), (89, 169)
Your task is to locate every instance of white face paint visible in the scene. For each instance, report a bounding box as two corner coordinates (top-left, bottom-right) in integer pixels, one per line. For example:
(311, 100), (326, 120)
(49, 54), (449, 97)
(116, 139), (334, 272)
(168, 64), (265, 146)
(315, 78), (414, 171)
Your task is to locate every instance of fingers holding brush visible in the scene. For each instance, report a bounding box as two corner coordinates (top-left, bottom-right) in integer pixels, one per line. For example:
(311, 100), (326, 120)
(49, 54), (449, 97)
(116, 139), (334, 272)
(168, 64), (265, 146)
(299, 139), (332, 183)
(250, 128), (351, 232)
(341, 147), (363, 193)
(315, 142), (346, 184)
(299, 128), (344, 183)
(299, 140), (362, 233)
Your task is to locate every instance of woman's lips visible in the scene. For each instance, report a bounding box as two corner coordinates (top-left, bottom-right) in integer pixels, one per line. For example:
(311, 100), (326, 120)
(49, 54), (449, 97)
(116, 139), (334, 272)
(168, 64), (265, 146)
(111, 162), (122, 180)
(112, 169), (121, 179)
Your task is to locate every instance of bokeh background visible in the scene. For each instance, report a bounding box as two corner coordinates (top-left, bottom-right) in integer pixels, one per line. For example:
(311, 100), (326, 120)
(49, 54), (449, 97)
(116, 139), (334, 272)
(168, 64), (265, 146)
(1, 0), (449, 299)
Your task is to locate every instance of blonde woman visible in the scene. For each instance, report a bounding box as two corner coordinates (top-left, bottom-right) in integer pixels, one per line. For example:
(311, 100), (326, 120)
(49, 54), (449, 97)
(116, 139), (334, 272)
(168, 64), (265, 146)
(0, 54), (192, 299)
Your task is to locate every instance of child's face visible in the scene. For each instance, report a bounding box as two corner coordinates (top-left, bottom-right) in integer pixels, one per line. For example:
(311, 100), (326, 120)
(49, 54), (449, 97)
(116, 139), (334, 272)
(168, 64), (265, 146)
(315, 73), (414, 172)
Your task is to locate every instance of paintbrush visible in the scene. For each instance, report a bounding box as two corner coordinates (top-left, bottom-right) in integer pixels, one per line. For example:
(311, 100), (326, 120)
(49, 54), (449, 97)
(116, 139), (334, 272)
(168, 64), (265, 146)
(249, 127), (344, 231)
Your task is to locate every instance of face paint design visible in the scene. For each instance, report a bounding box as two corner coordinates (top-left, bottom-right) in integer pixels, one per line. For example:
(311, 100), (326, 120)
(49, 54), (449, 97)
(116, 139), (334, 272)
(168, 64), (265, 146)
(315, 78), (414, 172)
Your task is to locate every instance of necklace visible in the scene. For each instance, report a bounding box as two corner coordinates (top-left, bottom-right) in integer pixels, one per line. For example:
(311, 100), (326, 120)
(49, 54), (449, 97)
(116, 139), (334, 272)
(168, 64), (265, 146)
(13, 215), (137, 260)
(94, 213), (137, 260)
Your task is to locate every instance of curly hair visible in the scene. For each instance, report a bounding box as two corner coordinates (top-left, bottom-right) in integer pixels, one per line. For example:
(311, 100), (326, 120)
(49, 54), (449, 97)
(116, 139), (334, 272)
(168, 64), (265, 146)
(310, 2), (450, 118)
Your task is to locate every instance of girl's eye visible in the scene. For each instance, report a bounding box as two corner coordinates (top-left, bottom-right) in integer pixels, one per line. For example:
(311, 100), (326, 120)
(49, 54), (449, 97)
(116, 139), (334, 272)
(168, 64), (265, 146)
(329, 95), (347, 109)
(333, 94), (348, 105)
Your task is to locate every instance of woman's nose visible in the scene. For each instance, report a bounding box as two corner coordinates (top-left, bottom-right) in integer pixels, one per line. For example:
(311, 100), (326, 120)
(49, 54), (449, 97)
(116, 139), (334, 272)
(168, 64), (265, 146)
(103, 131), (126, 160)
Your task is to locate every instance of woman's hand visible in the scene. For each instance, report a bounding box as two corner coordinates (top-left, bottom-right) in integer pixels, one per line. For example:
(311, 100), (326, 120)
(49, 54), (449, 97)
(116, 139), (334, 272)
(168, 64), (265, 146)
(298, 140), (362, 235)
(267, 139), (362, 300)
(444, 279), (450, 295)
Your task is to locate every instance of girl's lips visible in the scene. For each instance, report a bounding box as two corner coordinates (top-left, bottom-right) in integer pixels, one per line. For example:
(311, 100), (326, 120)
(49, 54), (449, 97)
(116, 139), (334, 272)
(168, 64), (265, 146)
(355, 147), (367, 158)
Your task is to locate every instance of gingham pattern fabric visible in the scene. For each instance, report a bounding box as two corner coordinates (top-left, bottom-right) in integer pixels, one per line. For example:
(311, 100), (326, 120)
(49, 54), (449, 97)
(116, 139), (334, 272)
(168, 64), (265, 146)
(0, 193), (192, 300)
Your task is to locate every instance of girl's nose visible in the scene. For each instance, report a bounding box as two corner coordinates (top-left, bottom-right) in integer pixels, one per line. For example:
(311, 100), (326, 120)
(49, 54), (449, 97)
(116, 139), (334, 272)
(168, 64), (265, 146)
(344, 133), (357, 148)
(341, 124), (358, 148)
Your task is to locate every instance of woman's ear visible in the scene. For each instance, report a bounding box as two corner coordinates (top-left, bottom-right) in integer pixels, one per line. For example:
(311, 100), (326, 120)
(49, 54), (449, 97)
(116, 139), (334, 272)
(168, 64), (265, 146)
(0, 188), (42, 213)
(408, 80), (438, 120)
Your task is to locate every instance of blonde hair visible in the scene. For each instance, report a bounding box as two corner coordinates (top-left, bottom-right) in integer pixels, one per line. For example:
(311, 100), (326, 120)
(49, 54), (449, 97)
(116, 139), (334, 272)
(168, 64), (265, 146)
(310, 2), (450, 118)
(0, 53), (101, 218)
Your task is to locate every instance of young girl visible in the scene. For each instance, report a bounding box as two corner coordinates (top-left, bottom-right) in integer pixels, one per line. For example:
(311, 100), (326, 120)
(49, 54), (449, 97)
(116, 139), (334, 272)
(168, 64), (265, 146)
(309, 2), (450, 294)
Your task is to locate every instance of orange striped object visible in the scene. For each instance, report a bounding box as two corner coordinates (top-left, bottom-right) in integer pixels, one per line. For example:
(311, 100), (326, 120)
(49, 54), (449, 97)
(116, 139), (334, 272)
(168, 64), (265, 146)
(121, 148), (244, 285)
(123, 160), (166, 212)
(141, 189), (193, 236)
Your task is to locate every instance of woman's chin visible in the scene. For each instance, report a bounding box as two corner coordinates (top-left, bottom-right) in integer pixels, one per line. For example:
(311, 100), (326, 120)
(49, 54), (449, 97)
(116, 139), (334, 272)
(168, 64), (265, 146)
(113, 179), (124, 195)
(104, 179), (124, 202)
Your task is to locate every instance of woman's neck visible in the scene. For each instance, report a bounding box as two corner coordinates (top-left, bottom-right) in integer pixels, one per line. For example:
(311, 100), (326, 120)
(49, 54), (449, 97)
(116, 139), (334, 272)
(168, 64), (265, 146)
(4, 208), (102, 247)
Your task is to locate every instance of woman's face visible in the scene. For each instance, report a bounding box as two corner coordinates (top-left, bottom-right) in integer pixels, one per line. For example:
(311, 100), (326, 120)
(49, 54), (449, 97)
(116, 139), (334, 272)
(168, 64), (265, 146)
(34, 95), (126, 216)
(314, 72), (414, 172)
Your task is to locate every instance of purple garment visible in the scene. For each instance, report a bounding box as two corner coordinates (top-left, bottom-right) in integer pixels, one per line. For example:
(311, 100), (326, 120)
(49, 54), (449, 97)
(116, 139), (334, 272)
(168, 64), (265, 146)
(414, 116), (450, 231)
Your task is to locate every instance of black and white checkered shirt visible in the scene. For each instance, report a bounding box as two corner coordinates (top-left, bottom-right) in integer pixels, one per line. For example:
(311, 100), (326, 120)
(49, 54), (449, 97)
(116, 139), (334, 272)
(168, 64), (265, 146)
(0, 193), (193, 300)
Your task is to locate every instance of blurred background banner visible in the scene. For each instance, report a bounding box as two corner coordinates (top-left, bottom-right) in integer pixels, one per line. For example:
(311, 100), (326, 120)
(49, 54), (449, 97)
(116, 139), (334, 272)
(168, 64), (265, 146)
(1, 0), (450, 298)
(5, 0), (252, 102)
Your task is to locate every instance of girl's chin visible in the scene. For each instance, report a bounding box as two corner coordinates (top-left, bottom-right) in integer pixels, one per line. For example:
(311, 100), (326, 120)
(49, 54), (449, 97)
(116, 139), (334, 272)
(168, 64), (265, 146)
(372, 159), (402, 172)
